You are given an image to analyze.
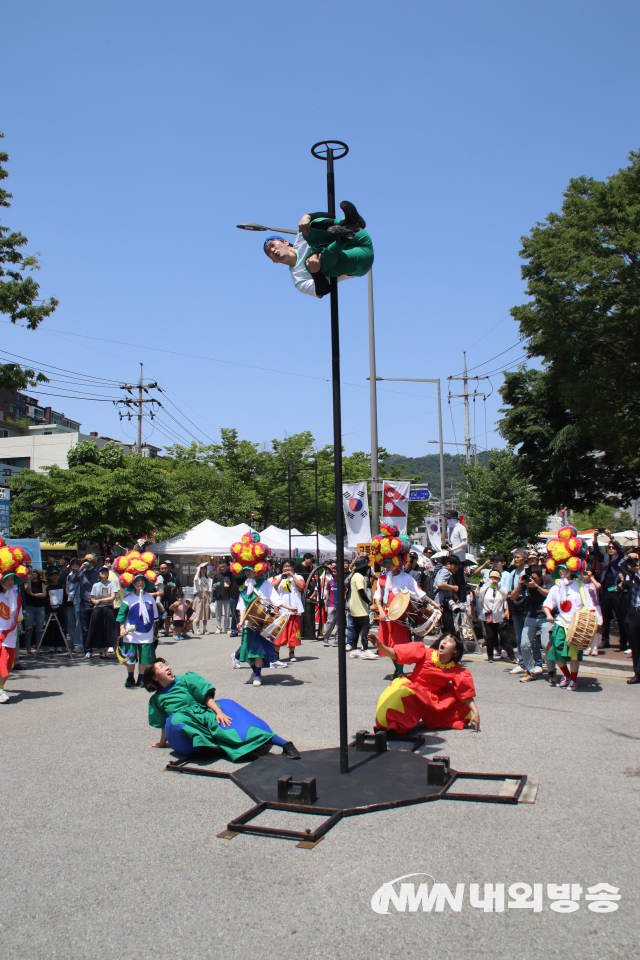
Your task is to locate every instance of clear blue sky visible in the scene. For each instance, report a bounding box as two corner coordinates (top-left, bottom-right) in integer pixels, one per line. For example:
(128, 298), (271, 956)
(2, 1), (639, 459)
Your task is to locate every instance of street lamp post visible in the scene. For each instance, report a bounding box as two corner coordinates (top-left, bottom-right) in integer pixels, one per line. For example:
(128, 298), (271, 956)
(375, 377), (446, 550)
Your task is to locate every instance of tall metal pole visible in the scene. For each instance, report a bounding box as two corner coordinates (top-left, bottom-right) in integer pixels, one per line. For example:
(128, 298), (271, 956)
(287, 467), (292, 560)
(463, 351), (471, 465)
(437, 379), (446, 553)
(368, 271), (380, 536)
(137, 362), (143, 451)
(374, 377), (446, 551)
(314, 459), (319, 564)
(312, 140), (349, 774)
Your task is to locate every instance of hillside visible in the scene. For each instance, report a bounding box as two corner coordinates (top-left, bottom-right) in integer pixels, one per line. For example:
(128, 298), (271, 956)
(382, 450), (491, 491)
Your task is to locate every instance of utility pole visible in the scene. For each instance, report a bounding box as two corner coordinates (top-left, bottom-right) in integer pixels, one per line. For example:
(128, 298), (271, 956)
(448, 352), (488, 466)
(368, 271), (380, 535)
(116, 364), (160, 453)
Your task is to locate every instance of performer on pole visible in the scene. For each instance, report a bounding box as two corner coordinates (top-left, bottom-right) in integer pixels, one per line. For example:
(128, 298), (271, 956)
(114, 550), (160, 689)
(145, 658), (301, 760)
(264, 201), (374, 298)
(0, 539), (29, 704)
(270, 560), (305, 663)
(370, 523), (431, 679)
(372, 633), (480, 734)
(231, 533), (279, 686)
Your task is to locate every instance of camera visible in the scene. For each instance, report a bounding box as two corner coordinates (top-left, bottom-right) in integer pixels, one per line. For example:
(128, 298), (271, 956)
(598, 527), (606, 533)
(520, 573), (532, 584)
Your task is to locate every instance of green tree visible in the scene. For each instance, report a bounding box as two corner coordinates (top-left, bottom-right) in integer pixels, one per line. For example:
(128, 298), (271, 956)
(0, 133), (58, 391)
(571, 503), (635, 532)
(457, 449), (548, 556)
(500, 149), (640, 509)
(9, 455), (186, 545)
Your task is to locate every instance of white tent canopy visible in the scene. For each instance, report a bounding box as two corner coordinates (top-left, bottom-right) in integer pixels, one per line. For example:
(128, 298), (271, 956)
(152, 520), (356, 560)
(152, 519), (252, 556)
(260, 525), (354, 559)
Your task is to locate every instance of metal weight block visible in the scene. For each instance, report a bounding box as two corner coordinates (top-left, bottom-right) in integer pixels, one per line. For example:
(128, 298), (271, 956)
(277, 776), (318, 805)
(427, 755), (451, 786)
(355, 729), (388, 753)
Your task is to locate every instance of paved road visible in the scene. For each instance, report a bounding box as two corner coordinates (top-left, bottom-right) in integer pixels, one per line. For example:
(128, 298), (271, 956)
(3, 634), (639, 959)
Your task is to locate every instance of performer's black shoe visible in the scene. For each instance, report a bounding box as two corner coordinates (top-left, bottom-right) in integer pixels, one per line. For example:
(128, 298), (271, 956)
(339, 200), (366, 229)
(282, 741), (301, 760)
(136, 676), (145, 687)
(627, 676), (640, 684)
(124, 675), (136, 688)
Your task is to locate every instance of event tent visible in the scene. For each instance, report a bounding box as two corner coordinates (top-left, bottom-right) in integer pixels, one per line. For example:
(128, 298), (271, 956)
(152, 519), (252, 556)
(152, 519), (355, 559)
(259, 525), (354, 559)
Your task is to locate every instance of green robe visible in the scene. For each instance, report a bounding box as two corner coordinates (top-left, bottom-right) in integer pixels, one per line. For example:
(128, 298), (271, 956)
(148, 672), (274, 761)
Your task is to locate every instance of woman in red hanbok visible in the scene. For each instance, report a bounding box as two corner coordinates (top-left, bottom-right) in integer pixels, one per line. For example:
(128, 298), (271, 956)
(373, 634), (480, 733)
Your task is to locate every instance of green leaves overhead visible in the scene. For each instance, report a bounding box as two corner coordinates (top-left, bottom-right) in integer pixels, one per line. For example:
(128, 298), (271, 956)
(458, 449), (548, 557)
(500, 149), (640, 509)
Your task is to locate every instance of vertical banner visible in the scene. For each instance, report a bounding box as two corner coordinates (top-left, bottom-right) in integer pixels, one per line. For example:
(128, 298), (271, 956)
(0, 486), (10, 539)
(342, 482), (372, 547)
(426, 516), (442, 552)
(382, 480), (410, 535)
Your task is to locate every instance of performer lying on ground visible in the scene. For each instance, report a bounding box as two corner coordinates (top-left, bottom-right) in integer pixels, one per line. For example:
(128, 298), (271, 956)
(372, 633), (480, 733)
(145, 658), (301, 760)
(264, 201), (374, 298)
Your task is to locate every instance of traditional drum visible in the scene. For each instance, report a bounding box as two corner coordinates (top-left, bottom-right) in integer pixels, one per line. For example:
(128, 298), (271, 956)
(565, 608), (598, 650)
(244, 597), (289, 642)
(388, 590), (434, 636)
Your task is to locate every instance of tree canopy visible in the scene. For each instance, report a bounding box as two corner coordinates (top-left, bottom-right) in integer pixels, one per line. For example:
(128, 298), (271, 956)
(499, 149), (640, 511)
(0, 133), (58, 392)
(457, 449), (548, 557)
(571, 502), (635, 533)
(8, 430), (419, 547)
(9, 443), (187, 546)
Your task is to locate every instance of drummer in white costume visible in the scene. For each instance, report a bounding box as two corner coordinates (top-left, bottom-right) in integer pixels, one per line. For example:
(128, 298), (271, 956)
(270, 560), (305, 664)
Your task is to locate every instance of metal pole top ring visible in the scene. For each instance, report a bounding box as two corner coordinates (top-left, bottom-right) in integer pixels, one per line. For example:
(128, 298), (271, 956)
(311, 140), (349, 160)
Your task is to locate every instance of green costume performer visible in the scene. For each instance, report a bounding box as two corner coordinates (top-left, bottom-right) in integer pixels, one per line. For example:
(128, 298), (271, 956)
(238, 576), (279, 672)
(147, 668), (299, 760)
(302, 213), (374, 278)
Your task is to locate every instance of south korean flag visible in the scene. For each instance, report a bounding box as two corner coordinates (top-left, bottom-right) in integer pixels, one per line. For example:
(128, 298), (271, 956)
(342, 481), (372, 547)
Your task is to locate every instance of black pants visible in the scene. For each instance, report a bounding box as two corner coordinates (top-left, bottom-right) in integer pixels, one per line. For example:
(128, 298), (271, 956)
(600, 588), (628, 647)
(484, 622), (514, 660)
(441, 603), (456, 637)
(627, 610), (640, 678)
(79, 604), (94, 651)
(351, 615), (371, 650)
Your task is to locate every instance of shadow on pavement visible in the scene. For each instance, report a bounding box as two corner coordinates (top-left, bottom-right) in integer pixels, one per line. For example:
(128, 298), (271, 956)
(6, 689), (64, 702)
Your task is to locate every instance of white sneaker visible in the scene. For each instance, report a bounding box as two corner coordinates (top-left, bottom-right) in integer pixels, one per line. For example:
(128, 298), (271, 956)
(349, 650), (362, 658)
(0, 690), (9, 703)
(252, 678), (262, 686)
(288, 656), (297, 663)
(533, 665), (543, 675)
(230, 651), (241, 669)
(510, 665), (524, 674)
(500, 651), (509, 659)
(83, 653), (91, 660)
(361, 650), (379, 660)
(157, 638), (166, 645)
(345, 645), (354, 652)
(108, 647), (114, 654)
(272, 660), (288, 669)
(322, 642), (330, 647)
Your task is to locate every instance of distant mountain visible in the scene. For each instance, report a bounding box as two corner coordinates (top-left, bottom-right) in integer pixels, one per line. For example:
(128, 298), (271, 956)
(382, 451), (491, 491)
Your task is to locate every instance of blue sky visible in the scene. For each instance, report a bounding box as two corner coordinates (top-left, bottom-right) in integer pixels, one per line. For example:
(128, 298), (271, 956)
(2, 1), (639, 458)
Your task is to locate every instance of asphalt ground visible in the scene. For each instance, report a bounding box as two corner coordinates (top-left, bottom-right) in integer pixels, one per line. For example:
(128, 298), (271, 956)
(2, 633), (639, 960)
